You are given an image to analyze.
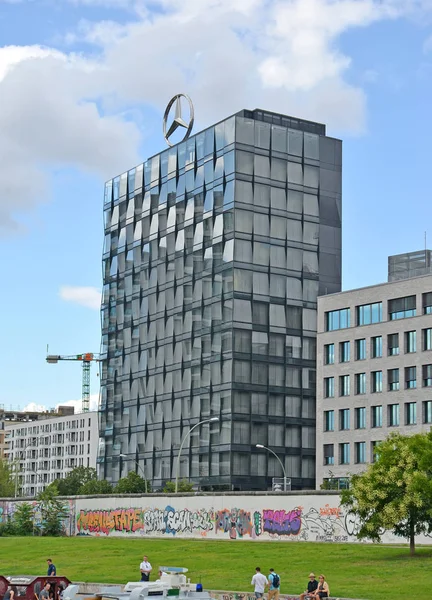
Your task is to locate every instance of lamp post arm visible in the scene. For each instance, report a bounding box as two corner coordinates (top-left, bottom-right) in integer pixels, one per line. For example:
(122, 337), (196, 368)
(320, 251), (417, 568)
(175, 420), (205, 494)
(265, 447), (288, 491)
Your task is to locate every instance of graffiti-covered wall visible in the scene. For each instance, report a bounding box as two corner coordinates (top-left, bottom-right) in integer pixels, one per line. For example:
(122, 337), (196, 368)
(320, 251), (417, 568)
(0, 498), (76, 536)
(2, 493), (432, 544)
(72, 494), (431, 544)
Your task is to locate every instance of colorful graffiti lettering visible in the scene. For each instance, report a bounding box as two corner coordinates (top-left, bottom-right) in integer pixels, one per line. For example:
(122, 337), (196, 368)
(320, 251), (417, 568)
(262, 508), (302, 536)
(320, 504), (343, 518)
(77, 508), (144, 535)
(253, 511), (262, 537)
(215, 508), (253, 539)
(77, 506), (214, 536)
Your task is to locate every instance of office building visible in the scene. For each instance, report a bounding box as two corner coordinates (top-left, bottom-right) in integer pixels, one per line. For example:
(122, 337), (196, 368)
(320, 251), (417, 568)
(6, 410), (98, 496)
(100, 107), (342, 490)
(316, 274), (432, 489)
(388, 249), (432, 282)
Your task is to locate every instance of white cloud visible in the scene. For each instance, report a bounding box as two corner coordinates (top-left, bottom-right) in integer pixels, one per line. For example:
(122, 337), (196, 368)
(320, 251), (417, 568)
(59, 285), (101, 310)
(23, 394), (99, 414)
(1, 0), (431, 232)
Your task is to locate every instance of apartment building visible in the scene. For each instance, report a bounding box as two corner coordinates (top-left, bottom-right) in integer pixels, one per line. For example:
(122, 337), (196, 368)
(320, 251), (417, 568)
(316, 274), (432, 489)
(6, 411), (98, 496)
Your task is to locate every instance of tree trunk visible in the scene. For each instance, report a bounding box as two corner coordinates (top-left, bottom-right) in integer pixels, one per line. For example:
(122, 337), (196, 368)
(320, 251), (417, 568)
(409, 518), (415, 556)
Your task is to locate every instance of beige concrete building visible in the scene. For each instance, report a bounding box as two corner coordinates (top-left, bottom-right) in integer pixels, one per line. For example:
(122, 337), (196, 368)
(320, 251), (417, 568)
(316, 274), (432, 489)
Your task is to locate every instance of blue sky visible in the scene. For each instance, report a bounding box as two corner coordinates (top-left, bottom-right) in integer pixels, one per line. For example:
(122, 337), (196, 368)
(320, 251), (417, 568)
(1, 0), (432, 411)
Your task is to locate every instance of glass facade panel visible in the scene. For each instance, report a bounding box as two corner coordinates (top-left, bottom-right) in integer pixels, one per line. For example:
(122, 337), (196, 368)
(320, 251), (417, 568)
(339, 341), (350, 363)
(355, 373), (366, 395)
(339, 408), (350, 430)
(355, 442), (366, 464)
(423, 364), (432, 387)
(371, 405), (382, 428)
(389, 404), (400, 426)
(423, 401), (432, 424)
(405, 366), (417, 389)
(405, 331), (416, 353)
(388, 368), (400, 391)
(423, 328), (432, 351)
(371, 371), (383, 393)
(405, 402), (417, 425)
(100, 109), (342, 490)
(388, 295), (416, 320)
(324, 343), (335, 365)
(355, 338), (366, 360)
(355, 407), (366, 429)
(339, 375), (350, 397)
(339, 443), (350, 465)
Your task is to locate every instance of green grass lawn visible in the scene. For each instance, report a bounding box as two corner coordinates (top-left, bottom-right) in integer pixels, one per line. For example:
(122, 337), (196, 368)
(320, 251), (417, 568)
(0, 537), (429, 600)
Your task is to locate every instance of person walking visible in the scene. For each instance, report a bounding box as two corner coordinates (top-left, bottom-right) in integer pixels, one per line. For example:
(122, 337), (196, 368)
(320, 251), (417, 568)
(140, 556), (152, 582)
(47, 560), (56, 577)
(267, 569), (281, 600)
(251, 567), (268, 599)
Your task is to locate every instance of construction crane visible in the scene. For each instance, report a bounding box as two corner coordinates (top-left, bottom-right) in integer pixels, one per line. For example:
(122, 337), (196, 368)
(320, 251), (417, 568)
(46, 352), (101, 412)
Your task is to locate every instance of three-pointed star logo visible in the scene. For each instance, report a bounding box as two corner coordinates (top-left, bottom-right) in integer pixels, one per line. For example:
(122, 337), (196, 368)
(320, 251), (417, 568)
(163, 93), (194, 147)
(165, 96), (189, 139)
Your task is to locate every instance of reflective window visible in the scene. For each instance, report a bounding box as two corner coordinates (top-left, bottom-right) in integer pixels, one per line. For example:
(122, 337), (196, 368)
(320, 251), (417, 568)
(339, 375), (350, 397)
(405, 366), (416, 389)
(324, 343), (335, 365)
(405, 331), (416, 354)
(323, 444), (334, 465)
(388, 295), (416, 320)
(371, 371), (382, 393)
(423, 292), (432, 314)
(355, 373), (366, 395)
(355, 407), (366, 429)
(326, 308), (350, 331)
(389, 403), (400, 426)
(355, 442), (366, 464)
(371, 336), (382, 358)
(371, 405), (382, 428)
(388, 368), (400, 391)
(405, 402), (417, 425)
(355, 338), (366, 361)
(423, 401), (432, 424)
(339, 443), (350, 465)
(339, 341), (350, 363)
(388, 333), (399, 356)
(356, 302), (383, 326)
(423, 364), (432, 387)
(423, 328), (432, 351)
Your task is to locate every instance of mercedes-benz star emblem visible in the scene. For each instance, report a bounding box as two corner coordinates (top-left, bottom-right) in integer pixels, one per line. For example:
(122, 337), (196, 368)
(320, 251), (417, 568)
(163, 94), (194, 147)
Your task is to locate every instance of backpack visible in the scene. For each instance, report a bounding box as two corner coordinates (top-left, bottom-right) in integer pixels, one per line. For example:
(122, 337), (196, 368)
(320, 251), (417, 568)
(271, 574), (280, 588)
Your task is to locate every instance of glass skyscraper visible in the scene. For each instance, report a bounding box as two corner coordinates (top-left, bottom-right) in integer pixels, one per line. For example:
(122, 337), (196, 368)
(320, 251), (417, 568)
(99, 108), (342, 490)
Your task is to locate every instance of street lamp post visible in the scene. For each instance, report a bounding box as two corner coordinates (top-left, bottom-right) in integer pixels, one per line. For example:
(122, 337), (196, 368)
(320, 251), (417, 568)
(119, 454), (148, 494)
(256, 444), (288, 491)
(175, 417), (219, 493)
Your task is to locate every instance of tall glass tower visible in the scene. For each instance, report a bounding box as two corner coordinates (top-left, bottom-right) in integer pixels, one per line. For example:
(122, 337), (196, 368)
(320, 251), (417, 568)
(99, 108), (342, 490)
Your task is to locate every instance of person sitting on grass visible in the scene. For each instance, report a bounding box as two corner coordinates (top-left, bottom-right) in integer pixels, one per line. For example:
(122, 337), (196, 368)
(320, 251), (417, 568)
(310, 575), (329, 600)
(299, 573), (318, 600)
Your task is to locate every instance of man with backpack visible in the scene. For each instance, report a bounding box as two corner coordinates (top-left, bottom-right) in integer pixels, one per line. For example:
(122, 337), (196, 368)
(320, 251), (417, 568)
(268, 569), (281, 600)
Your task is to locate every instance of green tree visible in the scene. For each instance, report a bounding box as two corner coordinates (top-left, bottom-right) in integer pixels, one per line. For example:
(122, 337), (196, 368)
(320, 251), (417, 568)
(115, 472), (149, 494)
(79, 479), (113, 495)
(13, 502), (35, 535)
(163, 480), (194, 493)
(48, 467), (97, 496)
(37, 487), (69, 536)
(0, 459), (16, 497)
(341, 431), (432, 555)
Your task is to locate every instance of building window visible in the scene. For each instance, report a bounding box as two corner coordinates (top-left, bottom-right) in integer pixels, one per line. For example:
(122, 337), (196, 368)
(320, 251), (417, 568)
(339, 341), (350, 363)
(388, 333), (399, 356)
(423, 292), (432, 314)
(423, 364), (432, 387)
(326, 308), (350, 331)
(423, 328), (432, 351)
(423, 401), (432, 424)
(371, 441), (381, 463)
(355, 338), (366, 360)
(388, 295), (416, 320)
(356, 302), (383, 326)
(405, 330), (417, 353)
(324, 444), (334, 465)
(355, 373), (366, 395)
(355, 407), (366, 429)
(405, 402), (417, 425)
(324, 377), (335, 398)
(339, 375), (350, 396)
(371, 336), (383, 358)
(371, 370), (383, 393)
(339, 408), (350, 431)
(371, 405), (383, 428)
(388, 368), (400, 391)
(355, 442), (366, 464)
(324, 410), (335, 432)
(339, 443), (350, 465)
(324, 343), (335, 365)
(388, 403), (400, 426)
(405, 366), (417, 389)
